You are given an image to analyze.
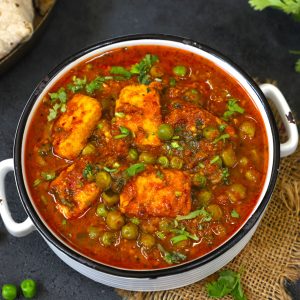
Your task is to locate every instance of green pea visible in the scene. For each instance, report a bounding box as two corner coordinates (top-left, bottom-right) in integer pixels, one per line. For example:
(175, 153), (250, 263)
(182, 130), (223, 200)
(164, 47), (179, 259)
(239, 121), (256, 138)
(20, 279), (37, 299)
(183, 89), (201, 105)
(82, 143), (96, 155)
(88, 226), (100, 239)
(1, 284), (17, 300)
(203, 126), (219, 140)
(95, 171), (112, 190)
(128, 148), (138, 161)
(121, 223), (139, 240)
(102, 190), (120, 207)
(173, 65), (187, 77)
(96, 203), (108, 217)
(157, 124), (174, 141)
(207, 204), (223, 220)
(140, 233), (156, 249)
(157, 156), (169, 167)
(139, 152), (156, 164)
(100, 232), (117, 247)
(192, 173), (207, 187)
(106, 211), (125, 230)
(197, 190), (212, 207)
(159, 219), (174, 232)
(170, 156), (184, 169)
(221, 147), (237, 167)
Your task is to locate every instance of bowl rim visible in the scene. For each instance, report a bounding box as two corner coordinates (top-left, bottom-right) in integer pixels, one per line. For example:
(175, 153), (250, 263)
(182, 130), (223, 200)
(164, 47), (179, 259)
(13, 33), (280, 278)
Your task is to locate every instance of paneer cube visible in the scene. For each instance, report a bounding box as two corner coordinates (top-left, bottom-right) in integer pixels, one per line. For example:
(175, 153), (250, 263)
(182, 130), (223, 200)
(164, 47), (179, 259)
(52, 94), (102, 160)
(49, 159), (100, 219)
(115, 84), (162, 149)
(166, 100), (236, 137)
(120, 169), (191, 218)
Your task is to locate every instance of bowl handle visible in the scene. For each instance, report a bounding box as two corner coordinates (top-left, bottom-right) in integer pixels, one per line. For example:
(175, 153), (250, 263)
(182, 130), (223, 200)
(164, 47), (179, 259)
(259, 83), (299, 157)
(0, 158), (35, 237)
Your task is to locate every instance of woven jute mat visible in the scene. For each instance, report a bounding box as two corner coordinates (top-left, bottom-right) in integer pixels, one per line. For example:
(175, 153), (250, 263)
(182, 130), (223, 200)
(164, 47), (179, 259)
(117, 86), (300, 300)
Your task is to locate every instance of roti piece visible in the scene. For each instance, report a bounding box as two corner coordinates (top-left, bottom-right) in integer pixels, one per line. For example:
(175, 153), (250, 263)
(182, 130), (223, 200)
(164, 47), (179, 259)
(0, 0), (34, 59)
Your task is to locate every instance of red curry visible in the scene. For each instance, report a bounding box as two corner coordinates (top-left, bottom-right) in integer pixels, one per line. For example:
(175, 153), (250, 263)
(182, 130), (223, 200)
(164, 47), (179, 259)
(24, 45), (268, 269)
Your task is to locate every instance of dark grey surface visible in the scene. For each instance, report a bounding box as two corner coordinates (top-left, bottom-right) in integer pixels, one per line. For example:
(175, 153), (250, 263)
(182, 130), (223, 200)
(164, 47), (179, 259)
(0, 1), (299, 299)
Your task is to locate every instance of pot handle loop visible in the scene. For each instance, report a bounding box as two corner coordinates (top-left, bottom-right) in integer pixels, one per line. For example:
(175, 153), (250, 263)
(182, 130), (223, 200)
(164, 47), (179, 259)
(0, 158), (35, 237)
(260, 83), (299, 157)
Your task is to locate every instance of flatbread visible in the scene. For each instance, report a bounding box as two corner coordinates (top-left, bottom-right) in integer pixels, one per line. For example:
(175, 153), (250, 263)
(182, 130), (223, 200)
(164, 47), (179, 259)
(0, 0), (34, 60)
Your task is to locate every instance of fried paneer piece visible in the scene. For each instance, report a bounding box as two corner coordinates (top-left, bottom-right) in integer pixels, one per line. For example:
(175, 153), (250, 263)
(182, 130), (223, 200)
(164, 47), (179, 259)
(49, 159), (100, 219)
(52, 94), (102, 160)
(166, 100), (236, 137)
(115, 84), (162, 149)
(120, 169), (191, 218)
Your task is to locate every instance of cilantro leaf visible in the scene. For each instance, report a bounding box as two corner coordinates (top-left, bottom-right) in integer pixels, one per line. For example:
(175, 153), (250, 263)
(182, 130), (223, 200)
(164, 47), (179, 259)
(114, 126), (131, 139)
(170, 228), (199, 244)
(125, 163), (145, 177)
(213, 133), (230, 144)
(176, 208), (212, 221)
(157, 244), (186, 264)
(85, 76), (106, 94)
(110, 66), (132, 79)
(221, 167), (230, 184)
(67, 76), (87, 93)
(49, 87), (67, 103)
(206, 269), (247, 300)
(231, 209), (240, 218)
(130, 54), (159, 84)
(223, 99), (245, 120)
(47, 88), (68, 121)
(41, 171), (56, 181)
(249, 0), (300, 20)
(82, 164), (93, 179)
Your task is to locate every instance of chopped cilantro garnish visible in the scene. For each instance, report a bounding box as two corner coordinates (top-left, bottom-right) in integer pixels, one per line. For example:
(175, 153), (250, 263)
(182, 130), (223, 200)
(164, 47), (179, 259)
(130, 54), (158, 84)
(157, 244), (186, 264)
(110, 66), (132, 79)
(67, 76), (87, 93)
(210, 155), (221, 164)
(47, 88), (68, 121)
(176, 208), (212, 222)
(103, 166), (118, 173)
(82, 164), (93, 179)
(171, 141), (183, 150)
(85, 76), (106, 94)
(223, 99), (245, 120)
(41, 171), (56, 181)
(49, 87), (67, 103)
(169, 77), (176, 87)
(213, 133), (230, 144)
(170, 228), (199, 244)
(219, 124), (227, 132)
(156, 170), (164, 179)
(125, 163), (145, 177)
(206, 269), (247, 300)
(33, 178), (42, 187)
(221, 167), (230, 184)
(231, 209), (240, 218)
(130, 217), (140, 225)
(114, 126), (131, 139)
(156, 231), (166, 239)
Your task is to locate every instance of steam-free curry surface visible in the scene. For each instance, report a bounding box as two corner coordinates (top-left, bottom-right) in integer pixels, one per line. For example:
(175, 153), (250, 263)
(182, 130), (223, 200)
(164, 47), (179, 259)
(25, 46), (268, 269)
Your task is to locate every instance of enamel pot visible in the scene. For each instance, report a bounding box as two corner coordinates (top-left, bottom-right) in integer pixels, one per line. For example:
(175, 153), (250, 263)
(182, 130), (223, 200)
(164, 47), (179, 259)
(0, 35), (298, 291)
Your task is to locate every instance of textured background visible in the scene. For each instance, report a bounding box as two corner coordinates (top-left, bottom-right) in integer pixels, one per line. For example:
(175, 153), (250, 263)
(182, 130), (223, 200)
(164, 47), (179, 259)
(0, 1), (299, 299)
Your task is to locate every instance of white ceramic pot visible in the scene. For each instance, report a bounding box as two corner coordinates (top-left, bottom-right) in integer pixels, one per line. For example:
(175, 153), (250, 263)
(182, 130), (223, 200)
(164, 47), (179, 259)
(0, 35), (298, 291)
